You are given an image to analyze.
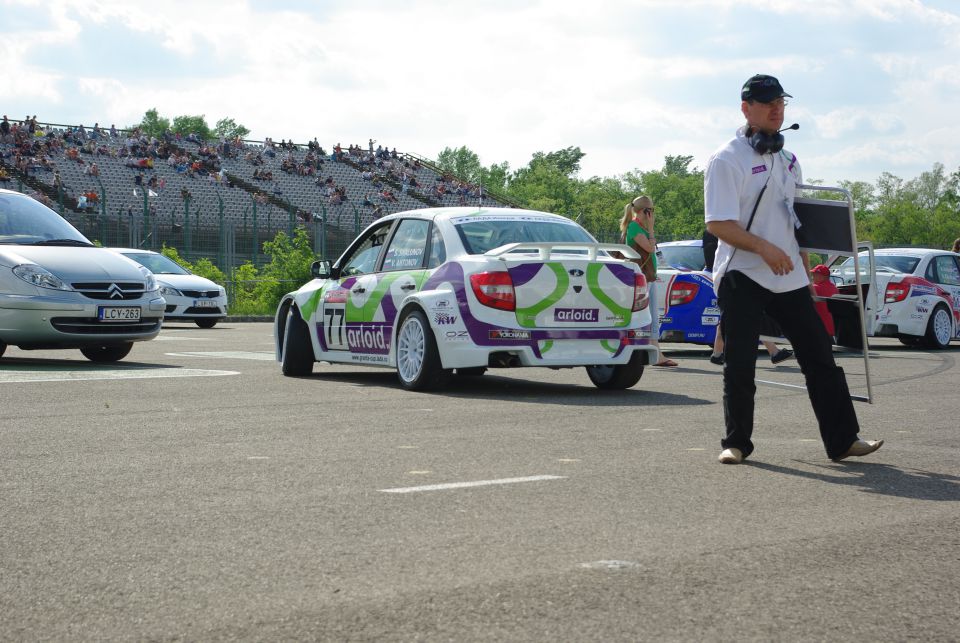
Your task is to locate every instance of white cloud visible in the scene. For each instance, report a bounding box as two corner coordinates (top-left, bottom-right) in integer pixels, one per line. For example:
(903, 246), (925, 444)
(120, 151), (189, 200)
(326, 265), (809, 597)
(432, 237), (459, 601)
(2, 0), (959, 187)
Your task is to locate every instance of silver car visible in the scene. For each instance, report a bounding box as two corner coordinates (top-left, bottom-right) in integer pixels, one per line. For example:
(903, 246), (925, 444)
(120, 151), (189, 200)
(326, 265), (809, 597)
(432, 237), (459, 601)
(0, 189), (165, 362)
(111, 249), (228, 328)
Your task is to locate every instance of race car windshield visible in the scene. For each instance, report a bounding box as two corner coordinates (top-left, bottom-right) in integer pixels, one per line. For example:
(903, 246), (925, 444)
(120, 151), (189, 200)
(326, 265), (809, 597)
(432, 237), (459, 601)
(456, 219), (595, 255)
(840, 254), (920, 275)
(659, 245), (706, 271)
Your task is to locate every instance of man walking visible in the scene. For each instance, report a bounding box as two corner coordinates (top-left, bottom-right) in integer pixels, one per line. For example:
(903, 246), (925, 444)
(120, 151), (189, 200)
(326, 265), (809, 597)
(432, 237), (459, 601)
(704, 74), (883, 464)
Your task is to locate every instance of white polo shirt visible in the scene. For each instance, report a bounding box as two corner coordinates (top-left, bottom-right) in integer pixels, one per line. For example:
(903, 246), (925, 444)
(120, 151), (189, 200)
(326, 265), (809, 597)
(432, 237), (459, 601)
(705, 126), (807, 294)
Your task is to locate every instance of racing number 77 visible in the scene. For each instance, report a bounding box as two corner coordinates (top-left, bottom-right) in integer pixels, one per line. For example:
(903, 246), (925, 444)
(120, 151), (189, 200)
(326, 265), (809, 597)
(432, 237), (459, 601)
(324, 306), (346, 349)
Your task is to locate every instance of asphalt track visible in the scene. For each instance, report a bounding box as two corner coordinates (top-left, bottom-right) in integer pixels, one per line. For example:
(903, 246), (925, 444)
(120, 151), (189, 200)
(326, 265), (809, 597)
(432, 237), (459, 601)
(2, 322), (959, 641)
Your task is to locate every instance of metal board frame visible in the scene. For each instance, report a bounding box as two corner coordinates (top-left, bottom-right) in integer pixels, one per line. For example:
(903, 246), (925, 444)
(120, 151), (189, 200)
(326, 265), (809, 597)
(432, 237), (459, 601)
(755, 184), (873, 403)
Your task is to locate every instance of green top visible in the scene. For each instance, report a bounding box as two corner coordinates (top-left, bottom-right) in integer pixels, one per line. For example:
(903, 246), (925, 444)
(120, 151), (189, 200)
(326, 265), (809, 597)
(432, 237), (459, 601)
(626, 220), (656, 271)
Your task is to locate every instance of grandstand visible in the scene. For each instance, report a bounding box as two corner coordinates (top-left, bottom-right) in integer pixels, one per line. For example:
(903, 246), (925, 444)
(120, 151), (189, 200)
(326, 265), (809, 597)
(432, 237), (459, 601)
(0, 118), (514, 267)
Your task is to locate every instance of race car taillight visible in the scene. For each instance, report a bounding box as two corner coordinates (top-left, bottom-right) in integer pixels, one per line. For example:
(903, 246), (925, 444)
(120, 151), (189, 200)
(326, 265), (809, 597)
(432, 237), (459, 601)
(632, 273), (649, 311)
(470, 271), (516, 311)
(669, 281), (700, 306)
(884, 277), (924, 303)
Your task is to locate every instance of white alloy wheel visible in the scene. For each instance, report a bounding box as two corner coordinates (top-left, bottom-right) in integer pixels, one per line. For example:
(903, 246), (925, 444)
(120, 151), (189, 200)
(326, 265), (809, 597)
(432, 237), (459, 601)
(927, 306), (953, 349)
(397, 313), (427, 384)
(395, 310), (448, 390)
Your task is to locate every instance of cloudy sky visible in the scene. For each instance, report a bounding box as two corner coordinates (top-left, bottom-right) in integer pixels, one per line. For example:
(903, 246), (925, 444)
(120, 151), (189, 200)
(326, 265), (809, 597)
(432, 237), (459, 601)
(4, 0), (959, 187)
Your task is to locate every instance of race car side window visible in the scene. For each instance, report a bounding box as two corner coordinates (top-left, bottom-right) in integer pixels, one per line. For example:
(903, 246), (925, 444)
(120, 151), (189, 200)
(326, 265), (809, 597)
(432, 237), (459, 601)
(382, 219), (429, 272)
(340, 221), (392, 276)
(931, 255), (960, 286)
(426, 223), (446, 269)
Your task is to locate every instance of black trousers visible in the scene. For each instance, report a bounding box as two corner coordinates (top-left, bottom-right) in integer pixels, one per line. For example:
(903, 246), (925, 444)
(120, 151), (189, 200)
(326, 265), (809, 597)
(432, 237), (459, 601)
(717, 271), (860, 459)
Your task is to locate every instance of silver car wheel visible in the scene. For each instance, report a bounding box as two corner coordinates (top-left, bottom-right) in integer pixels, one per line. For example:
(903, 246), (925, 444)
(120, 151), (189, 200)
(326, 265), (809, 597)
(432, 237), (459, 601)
(397, 314), (427, 383)
(932, 307), (952, 346)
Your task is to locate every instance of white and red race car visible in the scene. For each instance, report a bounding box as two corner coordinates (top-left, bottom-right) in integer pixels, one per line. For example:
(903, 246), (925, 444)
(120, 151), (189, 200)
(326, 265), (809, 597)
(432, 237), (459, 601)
(829, 246), (960, 349)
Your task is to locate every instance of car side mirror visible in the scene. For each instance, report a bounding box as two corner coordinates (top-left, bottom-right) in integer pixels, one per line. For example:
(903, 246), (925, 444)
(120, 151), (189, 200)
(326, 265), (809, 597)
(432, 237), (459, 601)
(311, 260), (332, 279)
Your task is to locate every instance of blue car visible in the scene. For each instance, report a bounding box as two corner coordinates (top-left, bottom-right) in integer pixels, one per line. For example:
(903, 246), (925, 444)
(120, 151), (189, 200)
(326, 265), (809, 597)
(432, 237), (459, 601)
(654, 240), (719, 345)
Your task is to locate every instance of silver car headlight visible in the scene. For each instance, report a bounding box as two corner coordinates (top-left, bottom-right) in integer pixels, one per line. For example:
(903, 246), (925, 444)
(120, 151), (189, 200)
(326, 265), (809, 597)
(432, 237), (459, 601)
(138, 265), (159, 292)
(12, 264), (72, 291)
(160, 285), (183, 297)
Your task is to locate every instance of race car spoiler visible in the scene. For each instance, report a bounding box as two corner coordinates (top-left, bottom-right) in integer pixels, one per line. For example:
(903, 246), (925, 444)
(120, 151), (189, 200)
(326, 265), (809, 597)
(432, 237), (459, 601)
(485, 242), (642, 262)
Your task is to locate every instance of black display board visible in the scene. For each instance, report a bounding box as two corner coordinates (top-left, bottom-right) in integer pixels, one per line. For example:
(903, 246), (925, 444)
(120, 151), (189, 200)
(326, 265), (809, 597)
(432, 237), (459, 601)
(794, 197), (854, 255)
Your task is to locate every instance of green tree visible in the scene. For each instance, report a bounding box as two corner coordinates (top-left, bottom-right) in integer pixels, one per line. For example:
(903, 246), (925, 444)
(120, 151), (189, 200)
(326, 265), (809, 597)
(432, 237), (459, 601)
(479, 161), (510, 194)
(436, 146), (483, 183)
(171, 114), (213, 141)
(535, 146), (586, 177)
(507, 161), (578, 215)
(571, 176), (629, 240)
(134, 108), (170, 139)
(621, 155), (705, 241)
(214, 117), (250, 141)
(228, 262), (266, 316)
(255, 228), (317, 310)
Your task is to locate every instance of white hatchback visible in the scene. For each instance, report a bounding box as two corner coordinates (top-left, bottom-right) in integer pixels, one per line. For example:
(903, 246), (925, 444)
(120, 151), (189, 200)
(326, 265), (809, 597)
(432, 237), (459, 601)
(112, 249), (228, 328)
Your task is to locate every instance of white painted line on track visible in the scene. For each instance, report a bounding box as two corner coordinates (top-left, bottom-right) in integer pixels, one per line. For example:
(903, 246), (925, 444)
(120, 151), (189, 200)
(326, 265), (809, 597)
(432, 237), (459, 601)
(165, 351), (275, 360)
(380, 474), (565, 494)
(0, 367), (239, 384)
(580, 560), (641, 570)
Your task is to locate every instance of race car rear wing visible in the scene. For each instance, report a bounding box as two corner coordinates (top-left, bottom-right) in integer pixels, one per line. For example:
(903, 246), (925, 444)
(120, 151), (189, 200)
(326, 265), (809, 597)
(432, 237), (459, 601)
(485, 242), (642, 262)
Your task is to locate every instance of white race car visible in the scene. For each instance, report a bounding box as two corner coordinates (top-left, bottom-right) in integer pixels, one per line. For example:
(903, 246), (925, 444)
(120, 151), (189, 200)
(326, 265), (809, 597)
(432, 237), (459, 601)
(275, 207), (657, 390)
(830, 247), (960, 349)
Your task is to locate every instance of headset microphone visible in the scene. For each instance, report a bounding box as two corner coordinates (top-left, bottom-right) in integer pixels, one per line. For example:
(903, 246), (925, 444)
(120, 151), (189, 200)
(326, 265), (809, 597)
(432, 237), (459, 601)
(749, 123), (798, 154)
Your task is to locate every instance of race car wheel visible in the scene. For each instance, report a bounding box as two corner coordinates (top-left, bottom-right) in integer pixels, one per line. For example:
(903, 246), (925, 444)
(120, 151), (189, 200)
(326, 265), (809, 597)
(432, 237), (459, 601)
(81, 343), (133, 362)
(396, 309), (449, 391)
(195, 318), (218, 329)
(281, 306), (315, 376)
(586, 352), (645, 390)
(924, 305), (953, 349)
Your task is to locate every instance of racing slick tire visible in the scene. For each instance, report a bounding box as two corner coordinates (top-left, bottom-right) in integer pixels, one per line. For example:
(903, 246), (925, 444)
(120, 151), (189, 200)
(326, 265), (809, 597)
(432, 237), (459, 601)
(923, 305), (953, 350)
(281, 306), (315, 376)
(586, 352), (645, 390)
(396, 309), (450, 391)
(195, 318), (218, 329)
(81, 343), (133, 363)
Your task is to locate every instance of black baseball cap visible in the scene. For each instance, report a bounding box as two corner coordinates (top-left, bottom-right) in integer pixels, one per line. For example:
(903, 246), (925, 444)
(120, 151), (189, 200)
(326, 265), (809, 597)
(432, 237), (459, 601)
(741, 74), (792, 103)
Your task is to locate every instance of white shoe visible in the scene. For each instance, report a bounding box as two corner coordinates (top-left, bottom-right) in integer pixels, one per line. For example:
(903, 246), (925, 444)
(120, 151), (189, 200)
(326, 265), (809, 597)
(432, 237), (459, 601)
(832, 439), (884, 462)
(718, 448), (743, 464)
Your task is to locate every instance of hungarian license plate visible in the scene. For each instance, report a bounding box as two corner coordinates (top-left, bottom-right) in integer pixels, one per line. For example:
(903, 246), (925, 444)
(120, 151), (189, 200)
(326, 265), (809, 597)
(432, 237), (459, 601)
(193, 299), (218, 308)
(98, 306), (141, 322)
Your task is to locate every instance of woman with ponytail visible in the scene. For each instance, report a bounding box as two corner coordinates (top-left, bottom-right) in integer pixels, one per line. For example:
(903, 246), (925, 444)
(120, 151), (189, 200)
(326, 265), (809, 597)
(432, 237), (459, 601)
(621, 196), (677, 367)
